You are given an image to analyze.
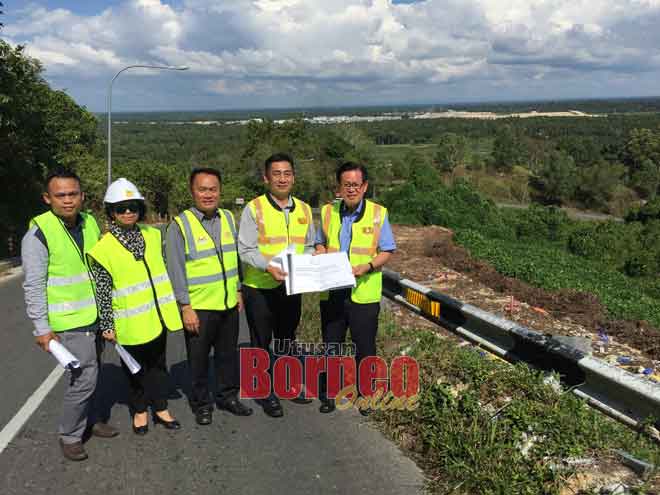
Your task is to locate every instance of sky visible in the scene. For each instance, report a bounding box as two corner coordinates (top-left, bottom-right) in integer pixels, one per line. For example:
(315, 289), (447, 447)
(2, 0), (660, 112)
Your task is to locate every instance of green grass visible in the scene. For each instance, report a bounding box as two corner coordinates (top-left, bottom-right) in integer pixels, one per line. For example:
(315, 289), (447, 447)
(295, 295), (660, 494)
(454, 229), (660, 326)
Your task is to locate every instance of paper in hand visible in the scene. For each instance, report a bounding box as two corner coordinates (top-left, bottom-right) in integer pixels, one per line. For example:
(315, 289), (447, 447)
(284, 252), (356, 295)
(268, 246), (295, 273)
(48, 340), (80, 370)
(114, 343), (141, 374)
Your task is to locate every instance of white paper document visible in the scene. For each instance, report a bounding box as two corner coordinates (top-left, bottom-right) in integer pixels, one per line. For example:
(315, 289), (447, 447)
(272, 251), (356, 296)
(115, 343), (142, 375)
(48, 340), (80, 370)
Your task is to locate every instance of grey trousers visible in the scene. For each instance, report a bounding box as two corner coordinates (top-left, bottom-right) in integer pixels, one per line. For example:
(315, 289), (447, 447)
(57, 331), (99, 444)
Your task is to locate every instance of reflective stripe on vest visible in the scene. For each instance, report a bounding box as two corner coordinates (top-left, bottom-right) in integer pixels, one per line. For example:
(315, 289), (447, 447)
(172, 209), (239, 310)
(47, 272), (91, 287)
(243, 195), (312, 289)
(114, 293), (176, 319)
(30, 211), (100, 332)
(321, 200), (385, 304)
(87, 225), (182, 345)
(48, 297), (96, 314)
(112, 273), (169, 298)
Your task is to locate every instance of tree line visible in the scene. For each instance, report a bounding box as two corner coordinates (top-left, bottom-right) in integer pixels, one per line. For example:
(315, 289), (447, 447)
(3, 25), (660, 262)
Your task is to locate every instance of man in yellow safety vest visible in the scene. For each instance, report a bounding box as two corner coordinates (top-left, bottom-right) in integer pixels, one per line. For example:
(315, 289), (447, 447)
(22, 167), (118, 462)
(166, 168), (253, 426)
(314, 162), (396, 415)
(238, 153), (315, 418)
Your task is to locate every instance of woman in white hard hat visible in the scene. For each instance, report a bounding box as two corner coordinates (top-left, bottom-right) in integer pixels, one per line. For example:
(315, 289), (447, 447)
(87, 178), (183, 435)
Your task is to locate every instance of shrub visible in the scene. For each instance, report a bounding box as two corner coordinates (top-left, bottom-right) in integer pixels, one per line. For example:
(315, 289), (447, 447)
(512, 204), (573, 243)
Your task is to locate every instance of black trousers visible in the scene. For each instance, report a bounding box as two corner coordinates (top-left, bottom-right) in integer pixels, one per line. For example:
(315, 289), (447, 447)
(121, 329), (170, 414)
(243, 284), (302, 395)
(320, 288), (380, 398)
(184, 307), (240, 410)
(244, 284), (302, 351)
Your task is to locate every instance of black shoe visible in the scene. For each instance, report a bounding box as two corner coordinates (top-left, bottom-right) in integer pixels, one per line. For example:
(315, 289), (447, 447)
(132, 424), (148, 436)
(358, 407), (373, 417)
(291, 392), (313, 405)
(217, 397), (253, 416)
(319, 399), (336, 414)
(153, 413), (182, 430)
(261, 398), (284, 418)
(132, 414), (149, 435)
(290, 385), (313, 404)
(195, 407), (213, 426)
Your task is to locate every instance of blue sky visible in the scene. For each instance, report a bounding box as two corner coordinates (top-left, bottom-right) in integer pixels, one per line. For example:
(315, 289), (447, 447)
(3, 0), (660, 112)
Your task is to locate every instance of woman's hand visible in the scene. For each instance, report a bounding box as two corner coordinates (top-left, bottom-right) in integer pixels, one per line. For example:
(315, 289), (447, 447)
(102, 329), (116, 342)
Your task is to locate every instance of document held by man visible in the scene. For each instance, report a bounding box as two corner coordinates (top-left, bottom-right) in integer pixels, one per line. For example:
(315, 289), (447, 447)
(269, 248), (356, 295)
(48, 340), (80, 370)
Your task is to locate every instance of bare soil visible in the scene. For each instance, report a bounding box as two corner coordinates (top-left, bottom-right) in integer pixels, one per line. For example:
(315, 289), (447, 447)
(388, 225), (660, 378)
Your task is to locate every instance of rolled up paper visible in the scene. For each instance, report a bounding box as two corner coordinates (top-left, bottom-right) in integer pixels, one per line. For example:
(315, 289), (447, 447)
(48, 340), (80, 370)
(114, 343), (141, 374)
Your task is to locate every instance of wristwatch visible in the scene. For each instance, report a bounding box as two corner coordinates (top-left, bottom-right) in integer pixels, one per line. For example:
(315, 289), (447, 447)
(368, 262), (375, 273)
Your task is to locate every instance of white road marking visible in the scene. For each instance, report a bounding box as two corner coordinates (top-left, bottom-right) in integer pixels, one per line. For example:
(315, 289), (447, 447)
(0, 266), (24, 285)
(0, 365), (64, 454)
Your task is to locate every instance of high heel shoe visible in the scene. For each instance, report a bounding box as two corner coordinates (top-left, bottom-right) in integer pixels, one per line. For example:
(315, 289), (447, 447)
(132, 422), (148, 436)
(153, 413), (181, 430)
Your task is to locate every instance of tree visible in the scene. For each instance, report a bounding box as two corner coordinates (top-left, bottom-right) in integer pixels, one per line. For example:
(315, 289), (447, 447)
(529, 150), (577, 205)
(491, 125), (530, 172)
(575, 161), (626, 211)
(622, 128), (660, 170)
(556, 136), (602, 167)
(435, 133), (468, 172)
(0, 39), (98, 255)
(629, 159), (660, 199)
(625, 197), (660, 224)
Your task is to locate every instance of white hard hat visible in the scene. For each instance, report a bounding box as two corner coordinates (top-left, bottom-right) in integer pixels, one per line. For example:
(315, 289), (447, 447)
(104, 178), (145, 204)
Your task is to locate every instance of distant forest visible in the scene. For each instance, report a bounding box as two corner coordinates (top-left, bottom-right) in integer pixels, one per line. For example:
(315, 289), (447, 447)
(3, 27), (660, 262)
(105, 96), (660, 123)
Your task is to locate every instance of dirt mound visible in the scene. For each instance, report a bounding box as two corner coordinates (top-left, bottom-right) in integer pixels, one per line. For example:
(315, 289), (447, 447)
(390, 225), (660, 364)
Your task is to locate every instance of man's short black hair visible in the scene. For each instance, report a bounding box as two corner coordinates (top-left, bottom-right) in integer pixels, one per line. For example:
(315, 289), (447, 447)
(264, 153), (295, 175)
(336, 162), (368, 184)
(45, 167), (81, 191)
(189, 167), (222, 188)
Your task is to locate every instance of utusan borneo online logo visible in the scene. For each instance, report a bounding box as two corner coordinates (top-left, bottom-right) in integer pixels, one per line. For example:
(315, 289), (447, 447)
(239, 340), (420, 411)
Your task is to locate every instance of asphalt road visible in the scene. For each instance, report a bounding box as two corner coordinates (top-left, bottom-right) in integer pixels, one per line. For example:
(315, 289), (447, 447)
(0, 268), (424, 495)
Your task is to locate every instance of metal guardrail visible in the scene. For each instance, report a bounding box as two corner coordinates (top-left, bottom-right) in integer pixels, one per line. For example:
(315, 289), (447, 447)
(382, 268), (660, 440)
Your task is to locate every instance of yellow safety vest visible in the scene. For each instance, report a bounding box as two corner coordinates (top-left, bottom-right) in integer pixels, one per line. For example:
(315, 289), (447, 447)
(87, 225), (182, 345)
(242, 194), (312, 289)
(30, 211), (100, 332)
(321, 200), (386, 304)
(172, 209), (239, 311)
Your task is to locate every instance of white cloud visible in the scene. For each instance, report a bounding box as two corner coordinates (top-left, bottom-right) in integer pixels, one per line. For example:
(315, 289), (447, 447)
(5, 0), (660, 110)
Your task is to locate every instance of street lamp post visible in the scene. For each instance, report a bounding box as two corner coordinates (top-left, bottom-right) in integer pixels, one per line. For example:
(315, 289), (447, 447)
(107, 64), (189, 186)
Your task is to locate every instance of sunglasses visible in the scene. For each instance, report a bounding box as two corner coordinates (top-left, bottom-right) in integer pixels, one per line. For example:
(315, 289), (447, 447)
(113, 201), (141, 214)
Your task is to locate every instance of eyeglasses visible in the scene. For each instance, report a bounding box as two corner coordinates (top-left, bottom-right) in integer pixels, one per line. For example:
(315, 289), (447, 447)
(341, 182), (363, 191)
(270, 170), (294, 179)
(112, 201), (141, 214)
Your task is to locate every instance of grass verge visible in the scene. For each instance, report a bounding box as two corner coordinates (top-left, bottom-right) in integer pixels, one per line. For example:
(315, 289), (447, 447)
(297, 294), (660, 494)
